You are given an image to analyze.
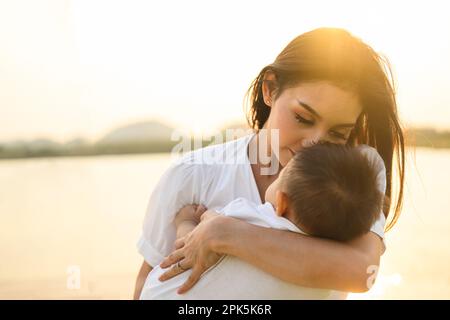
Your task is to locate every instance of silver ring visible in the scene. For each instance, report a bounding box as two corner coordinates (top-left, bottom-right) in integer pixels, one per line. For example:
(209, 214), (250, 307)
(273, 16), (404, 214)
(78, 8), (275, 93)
(177, 261), (187, 271)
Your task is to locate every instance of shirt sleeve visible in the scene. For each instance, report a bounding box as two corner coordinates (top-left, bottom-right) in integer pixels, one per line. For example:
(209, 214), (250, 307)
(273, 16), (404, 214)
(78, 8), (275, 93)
(357, 145), (388, 254)
(136, 156), (201, 267)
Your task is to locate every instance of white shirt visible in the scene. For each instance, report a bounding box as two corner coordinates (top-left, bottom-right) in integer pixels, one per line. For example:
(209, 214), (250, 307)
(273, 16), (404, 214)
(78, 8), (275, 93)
(140, 197), (338, 300)
(137, 133), (387, 298)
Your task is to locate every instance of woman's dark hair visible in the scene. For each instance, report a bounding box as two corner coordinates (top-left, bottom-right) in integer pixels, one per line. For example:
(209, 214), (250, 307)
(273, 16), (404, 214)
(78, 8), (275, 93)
(244, 27), (405, 231)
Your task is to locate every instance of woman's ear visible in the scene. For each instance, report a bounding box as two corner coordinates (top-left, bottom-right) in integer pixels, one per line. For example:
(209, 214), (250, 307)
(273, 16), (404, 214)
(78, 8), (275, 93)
(262, 71), (277, 107)
(275, 190), (288, 216)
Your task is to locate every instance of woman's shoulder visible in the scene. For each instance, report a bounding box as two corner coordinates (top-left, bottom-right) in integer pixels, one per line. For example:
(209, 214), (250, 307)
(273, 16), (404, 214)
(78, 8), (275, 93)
(174, 132), (255, 167)
(356, 144), (386, 170)
(158, 133), (255, 188)
(356, 144), (387, 194)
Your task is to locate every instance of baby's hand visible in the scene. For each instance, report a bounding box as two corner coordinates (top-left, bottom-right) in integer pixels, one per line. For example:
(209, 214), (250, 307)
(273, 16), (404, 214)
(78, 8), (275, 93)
(174, 204), (208, 228)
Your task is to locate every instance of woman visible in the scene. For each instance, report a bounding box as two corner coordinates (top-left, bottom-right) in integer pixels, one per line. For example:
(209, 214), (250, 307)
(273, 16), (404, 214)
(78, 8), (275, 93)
(133, 27), (405, 299)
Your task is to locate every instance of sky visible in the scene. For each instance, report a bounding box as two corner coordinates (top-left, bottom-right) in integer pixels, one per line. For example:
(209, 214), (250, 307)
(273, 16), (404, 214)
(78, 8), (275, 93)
(1, 0), (450, 143)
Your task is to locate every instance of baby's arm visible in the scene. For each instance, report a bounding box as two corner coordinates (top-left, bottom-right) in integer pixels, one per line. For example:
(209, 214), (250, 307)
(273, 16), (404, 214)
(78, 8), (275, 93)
(175, 204), (207, 239)
(176, 220), (198, 239)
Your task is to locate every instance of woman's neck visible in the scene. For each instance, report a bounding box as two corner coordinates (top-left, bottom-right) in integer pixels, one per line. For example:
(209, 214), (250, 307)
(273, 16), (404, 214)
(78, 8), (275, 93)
(248, 131), (281, 202)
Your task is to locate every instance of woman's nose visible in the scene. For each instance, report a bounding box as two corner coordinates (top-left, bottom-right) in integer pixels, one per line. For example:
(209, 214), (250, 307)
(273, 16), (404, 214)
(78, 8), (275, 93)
(301, 139), (318, 148)
(301, 133), (323, 148)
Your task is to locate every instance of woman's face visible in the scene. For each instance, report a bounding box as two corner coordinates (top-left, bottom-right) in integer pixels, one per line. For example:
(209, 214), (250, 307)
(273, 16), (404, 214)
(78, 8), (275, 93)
(262, 78), (362, 168)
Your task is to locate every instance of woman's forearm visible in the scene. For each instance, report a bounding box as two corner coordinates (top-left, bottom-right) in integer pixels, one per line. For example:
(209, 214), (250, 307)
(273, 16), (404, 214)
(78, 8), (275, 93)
(211, 217), (382, 293)
(133, 260), (153, 300)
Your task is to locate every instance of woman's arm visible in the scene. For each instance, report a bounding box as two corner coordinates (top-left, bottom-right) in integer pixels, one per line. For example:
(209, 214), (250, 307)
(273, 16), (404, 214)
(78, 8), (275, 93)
(133, 261), (153, 300)
(159, 213), (383, 293)
(133, 204), (207, 299)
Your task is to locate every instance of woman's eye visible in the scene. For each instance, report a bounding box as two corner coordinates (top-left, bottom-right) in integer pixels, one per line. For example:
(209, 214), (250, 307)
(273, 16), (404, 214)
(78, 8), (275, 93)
(330, 131), (347, 140)
(295, 114), (314, 125)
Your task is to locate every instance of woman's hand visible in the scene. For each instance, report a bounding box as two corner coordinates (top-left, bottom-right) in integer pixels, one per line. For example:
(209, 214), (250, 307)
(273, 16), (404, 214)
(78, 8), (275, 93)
(158, 210), (227, 294)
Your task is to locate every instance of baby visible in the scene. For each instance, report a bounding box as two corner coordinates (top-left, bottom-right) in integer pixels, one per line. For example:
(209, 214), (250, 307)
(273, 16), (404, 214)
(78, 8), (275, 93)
(140, 142), (385, 300)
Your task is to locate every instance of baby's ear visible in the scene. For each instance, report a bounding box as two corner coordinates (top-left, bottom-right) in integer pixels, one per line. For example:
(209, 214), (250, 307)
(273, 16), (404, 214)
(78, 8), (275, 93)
(275, 190), (288, 216)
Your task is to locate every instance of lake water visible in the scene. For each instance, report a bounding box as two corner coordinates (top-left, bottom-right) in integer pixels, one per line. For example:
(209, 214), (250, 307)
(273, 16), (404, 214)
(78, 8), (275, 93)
(0, 148), (449, 299)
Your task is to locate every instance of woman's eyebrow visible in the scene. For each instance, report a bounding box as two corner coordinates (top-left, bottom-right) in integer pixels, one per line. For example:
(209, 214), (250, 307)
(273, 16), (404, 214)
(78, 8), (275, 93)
(297, 99), (321, 119)
(297, 99), (355, 128)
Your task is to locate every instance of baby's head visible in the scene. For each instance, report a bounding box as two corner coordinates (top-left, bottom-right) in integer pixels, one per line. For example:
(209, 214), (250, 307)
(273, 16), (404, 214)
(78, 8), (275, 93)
(265, 143), (383, 242)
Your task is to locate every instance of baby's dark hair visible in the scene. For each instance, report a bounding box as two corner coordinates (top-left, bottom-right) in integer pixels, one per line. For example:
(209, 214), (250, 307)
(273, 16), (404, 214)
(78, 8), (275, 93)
(281, 143), (383, 241)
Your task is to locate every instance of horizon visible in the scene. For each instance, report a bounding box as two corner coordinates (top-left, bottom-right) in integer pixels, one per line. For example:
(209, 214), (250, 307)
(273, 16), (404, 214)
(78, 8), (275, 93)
(0, 117), (449, 146)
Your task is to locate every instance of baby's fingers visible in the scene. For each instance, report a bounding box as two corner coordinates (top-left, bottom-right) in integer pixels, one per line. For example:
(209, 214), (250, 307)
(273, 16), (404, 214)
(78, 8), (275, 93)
(194, 204), (208, 220)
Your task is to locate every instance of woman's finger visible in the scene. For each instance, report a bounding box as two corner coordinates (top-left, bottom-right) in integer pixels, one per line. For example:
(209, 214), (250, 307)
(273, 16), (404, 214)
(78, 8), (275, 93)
(177, 266), (203, 294)
(158, 259), (190, 282)
(174, 238), (185, 250)
(159, 249), (184, 269)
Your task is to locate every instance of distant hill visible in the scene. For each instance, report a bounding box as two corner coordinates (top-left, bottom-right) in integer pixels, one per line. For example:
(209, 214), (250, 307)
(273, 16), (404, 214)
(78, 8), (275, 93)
(97, 120), (175, 145)
(405, 127), (450, 149)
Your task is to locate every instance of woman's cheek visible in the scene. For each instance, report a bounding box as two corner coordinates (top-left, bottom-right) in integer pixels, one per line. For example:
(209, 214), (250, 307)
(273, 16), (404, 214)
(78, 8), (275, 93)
(277, 121), (297, 148)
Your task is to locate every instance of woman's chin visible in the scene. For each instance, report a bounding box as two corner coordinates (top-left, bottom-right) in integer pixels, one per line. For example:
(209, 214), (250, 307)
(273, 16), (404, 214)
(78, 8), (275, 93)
(278, 157), (290, 169)
(280, 151), (295, 167)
